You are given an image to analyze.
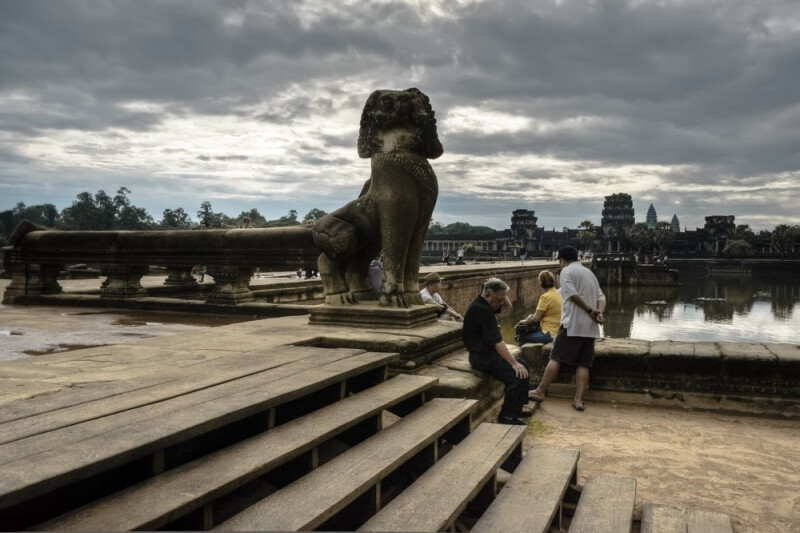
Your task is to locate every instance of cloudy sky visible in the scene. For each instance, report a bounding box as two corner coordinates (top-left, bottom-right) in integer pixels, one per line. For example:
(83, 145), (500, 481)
(1, 0), (799, 231)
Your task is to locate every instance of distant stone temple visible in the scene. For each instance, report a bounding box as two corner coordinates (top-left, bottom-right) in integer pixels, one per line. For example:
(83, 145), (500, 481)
(646, 203), (657, 229)
(601, 193), (635, 252)
(671, 214), (680, 233)
(510, 209), (538, 252)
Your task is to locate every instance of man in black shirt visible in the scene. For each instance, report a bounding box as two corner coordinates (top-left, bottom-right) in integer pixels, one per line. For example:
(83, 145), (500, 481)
(463, 277), (530, 425)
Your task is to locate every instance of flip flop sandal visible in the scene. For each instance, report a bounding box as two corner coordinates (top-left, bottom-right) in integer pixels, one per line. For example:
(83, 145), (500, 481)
(572, 401), (585, 411)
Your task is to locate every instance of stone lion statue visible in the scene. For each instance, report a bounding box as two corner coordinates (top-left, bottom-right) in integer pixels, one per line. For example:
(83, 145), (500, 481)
(312, 88), (443, 307)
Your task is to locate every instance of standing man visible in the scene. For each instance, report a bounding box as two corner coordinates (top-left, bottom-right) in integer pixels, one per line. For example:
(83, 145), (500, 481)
(529, 246), (605, 411)
(463, 278), (529, 425)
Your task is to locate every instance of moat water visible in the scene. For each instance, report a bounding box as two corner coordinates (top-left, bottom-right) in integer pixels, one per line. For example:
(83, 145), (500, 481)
(502, 271), (800, 344)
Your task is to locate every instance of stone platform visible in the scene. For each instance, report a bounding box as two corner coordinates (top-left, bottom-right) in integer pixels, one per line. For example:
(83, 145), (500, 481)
(308, 302), (439, 329)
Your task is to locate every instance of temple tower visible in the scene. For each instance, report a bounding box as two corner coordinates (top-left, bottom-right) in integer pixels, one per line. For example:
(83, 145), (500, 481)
(646, 203), (657, 229)
(601, 193), (635, 252)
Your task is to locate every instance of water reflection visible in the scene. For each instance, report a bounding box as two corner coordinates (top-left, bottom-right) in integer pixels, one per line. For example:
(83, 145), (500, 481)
(500, 272), (800, 344)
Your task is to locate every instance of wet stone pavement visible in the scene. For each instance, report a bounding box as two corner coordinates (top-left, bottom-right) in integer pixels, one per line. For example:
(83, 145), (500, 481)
(0, 305), (257, 362)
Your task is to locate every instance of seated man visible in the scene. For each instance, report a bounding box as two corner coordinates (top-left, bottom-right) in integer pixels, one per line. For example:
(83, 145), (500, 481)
(420, 272), (463, 321)
(462, 277), (529, 425)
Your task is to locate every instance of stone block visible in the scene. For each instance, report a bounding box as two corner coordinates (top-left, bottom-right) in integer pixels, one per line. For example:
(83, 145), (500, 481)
(594, 338), (651, 357)
(589, 339), (649, 392)
(718, 342), (778, 380)
(308, 302), (438, 329)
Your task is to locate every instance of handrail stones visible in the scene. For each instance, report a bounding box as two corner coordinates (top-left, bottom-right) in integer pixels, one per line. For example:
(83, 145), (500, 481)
(2, 222), (318, 305)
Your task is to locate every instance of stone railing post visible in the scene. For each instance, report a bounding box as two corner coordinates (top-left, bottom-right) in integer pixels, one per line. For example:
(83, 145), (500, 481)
(100, 264), (148, 298)
(163, 266), (198, 287)
(206, 266), (254, 305)
(2, 248), (63, 303)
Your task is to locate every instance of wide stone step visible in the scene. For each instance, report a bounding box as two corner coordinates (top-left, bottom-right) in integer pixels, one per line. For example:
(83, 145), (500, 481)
(36, 373), (437, 531)
(0, 348), (396, 530)
(569, 474), (637, 533)
(359, 422), (525, 532)
(215, 397), (477, 532)
(641, 502), (733, 533)
(471, 445), (580, 533)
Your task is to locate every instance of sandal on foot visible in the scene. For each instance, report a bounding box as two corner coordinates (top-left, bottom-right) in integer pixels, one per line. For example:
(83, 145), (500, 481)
(572, 401), (585, 411)
(529, 391), (545, 403)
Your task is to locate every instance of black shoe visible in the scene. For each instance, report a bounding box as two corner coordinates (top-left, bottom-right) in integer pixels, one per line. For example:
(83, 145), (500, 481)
(497, 415), (527, 425)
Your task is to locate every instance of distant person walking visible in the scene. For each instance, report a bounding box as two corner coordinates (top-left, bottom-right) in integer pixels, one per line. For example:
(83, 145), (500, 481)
(463, 278), (529, 425)
(518, 246), (527, 265)
(529, 246), (605, 412)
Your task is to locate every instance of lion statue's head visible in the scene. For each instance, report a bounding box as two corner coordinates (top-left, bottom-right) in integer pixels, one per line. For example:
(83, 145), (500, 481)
(357, 88), (444, 160)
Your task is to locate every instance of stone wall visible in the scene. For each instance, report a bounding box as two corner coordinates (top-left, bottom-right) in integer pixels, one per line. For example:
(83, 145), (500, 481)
(520, 338), (800, 417)
(435, 263), (556, 315)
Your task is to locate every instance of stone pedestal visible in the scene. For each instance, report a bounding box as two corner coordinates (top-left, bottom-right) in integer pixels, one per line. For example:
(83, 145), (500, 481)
(164, 267), (198, 286)
(100, 264), (148, 298)
(308, 302), (438, 329)
(2, 254), (63, 303)
(206, 266), (254, 305)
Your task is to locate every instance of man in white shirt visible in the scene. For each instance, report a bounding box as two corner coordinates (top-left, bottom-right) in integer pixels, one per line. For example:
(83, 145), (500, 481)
(528, 246), (605, 411)
(420, 272), (463, 321)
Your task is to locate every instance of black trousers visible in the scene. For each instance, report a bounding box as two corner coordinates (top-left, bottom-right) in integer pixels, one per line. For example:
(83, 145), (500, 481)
(469, 351), (529, 419)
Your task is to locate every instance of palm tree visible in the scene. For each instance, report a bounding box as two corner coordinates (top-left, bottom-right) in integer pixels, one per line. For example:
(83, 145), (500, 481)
(577, 220), (597, 251)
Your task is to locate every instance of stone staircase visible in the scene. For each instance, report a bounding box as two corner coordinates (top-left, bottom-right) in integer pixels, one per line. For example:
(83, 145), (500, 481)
(0, 343), (733, 532)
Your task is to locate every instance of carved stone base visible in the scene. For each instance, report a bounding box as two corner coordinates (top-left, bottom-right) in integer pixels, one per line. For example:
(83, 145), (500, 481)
(206, 266), (254, 305)
(100, 264), (148, 298)
(308, 302), (438, 329)
(2, 255), (63, 303)
(164, 267), (198, 286)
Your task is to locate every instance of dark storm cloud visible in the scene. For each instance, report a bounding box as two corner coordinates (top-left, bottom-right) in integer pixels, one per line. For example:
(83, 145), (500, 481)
(1, 0), (799, 230)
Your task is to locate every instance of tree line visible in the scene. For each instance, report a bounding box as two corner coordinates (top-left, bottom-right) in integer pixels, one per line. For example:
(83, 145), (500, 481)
(0, 187), (329, 247)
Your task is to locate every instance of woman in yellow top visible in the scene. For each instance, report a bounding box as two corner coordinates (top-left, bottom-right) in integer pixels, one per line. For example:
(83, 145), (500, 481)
(518, 270), (562, 345)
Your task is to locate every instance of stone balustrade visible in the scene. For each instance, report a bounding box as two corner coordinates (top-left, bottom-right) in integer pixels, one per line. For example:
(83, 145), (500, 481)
(2, 221), (318, 305)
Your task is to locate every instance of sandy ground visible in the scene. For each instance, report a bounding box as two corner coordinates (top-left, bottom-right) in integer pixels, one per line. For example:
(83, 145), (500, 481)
(524, 398), (799, 532)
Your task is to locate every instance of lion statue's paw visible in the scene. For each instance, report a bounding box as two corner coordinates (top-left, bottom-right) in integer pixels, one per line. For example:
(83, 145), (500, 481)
(325, 292), (357, 305)
(379, 291), (411, 308)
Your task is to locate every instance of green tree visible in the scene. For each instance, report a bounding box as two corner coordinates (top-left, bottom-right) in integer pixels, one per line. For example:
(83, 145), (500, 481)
(265, 210), (300, 227)
(60, 188), (153, 230)
(302, 208), (328, 223)
(8, 202), (59, 228)
(732, 224), (756, 244)
(722, 239), (754, 256)
(628, 222), (652, 254)
(114, 187), (154, 230)
(652, 221), (675, 254)
(577, 220), (597, 251)
(236, 208), (267, 227)
(462, 242), (477, 256)
(197, 201), (215, 227)
(161, 208), (194, 229)
(771, 224), (799, 255)
(60, 190), (116, 230)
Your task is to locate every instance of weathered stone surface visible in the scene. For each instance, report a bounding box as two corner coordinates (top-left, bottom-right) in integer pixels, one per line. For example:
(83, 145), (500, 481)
(308, 302), (438, 329)
(415, 364), (503, 416)
(592, 338), (651, 357)
(650, 341), (695, 357)
(718, 342), (776, 361)
(693, 342), (722, 358)
(765, 343), (800, 362)
(434, 351), (475, 374)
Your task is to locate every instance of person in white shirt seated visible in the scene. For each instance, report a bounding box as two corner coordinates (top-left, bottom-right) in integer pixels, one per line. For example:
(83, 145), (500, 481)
(420, 272), (463, 322)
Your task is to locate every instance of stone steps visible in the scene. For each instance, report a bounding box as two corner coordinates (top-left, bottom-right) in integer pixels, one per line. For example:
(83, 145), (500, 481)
(0, 346), (399, 530)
